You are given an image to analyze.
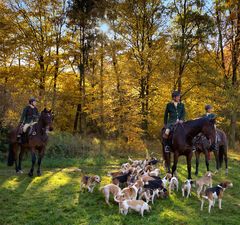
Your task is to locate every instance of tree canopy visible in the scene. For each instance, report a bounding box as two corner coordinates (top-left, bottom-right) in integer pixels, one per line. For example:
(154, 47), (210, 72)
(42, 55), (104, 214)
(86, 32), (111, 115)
(1, 0), (240, 150)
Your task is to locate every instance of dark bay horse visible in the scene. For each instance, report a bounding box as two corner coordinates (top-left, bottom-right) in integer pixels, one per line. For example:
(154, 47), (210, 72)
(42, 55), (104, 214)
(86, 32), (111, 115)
(7, 108), (53, 177)
(195, 128), (228, 175)
(162, 117), (216, 179)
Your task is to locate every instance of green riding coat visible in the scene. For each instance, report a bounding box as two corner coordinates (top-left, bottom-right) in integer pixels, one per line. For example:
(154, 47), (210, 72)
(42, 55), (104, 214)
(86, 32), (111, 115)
(164, 102), (185, 127)
(203, 113), (216, 120)
(20, 105), (39, 124)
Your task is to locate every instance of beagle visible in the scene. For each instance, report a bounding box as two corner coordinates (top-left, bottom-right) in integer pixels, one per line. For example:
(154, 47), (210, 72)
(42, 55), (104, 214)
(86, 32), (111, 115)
(200, 181), (233, 213)
(101, 184), (122, 205)
(182, 179), (194, 198)
(196, 172), (213, 197)
(162, 173), (172, 188)
(80, 175), (101, 192)
(121, 180), (144, 200)
(149, 168), (160, 177)
(116, 199), (151, 217)
(169, 176), (179, 194)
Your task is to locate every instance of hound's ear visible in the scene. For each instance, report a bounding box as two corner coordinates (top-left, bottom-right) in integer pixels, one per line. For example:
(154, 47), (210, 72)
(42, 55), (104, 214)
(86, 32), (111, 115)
(219, 182), (224, 187)
(43, 108), (47, 112)
(49, 109), (52, 113)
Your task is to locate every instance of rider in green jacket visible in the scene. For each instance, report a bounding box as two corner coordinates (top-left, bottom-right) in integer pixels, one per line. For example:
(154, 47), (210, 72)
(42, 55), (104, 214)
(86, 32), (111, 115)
(192, 104), (217, 152)
(17, 98), (39, 143)
(163, 91), (185, 153)
(204, 104), (216, 120)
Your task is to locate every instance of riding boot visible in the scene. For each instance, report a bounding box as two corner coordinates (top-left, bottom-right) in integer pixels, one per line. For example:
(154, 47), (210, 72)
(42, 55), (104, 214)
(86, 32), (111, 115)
(163, 137), (171, 153)
(22, 133), (27, 144)
(17, 136), (22, 144)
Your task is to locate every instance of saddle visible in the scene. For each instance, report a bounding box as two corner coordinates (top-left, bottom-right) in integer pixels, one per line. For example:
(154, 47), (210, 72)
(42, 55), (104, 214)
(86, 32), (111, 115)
(193, 133), (220, 152)
(21, 124), (37, 144)
(162, 125), (176, 141)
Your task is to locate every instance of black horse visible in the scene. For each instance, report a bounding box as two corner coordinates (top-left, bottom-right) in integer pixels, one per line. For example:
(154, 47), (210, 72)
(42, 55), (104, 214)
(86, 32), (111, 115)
(194, 128), (228, 175)
(161, 117), (216, 179)
(7, 109), (53, 177)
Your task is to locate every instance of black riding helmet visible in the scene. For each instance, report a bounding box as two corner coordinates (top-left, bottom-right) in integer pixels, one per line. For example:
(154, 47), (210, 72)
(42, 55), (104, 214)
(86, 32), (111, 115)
(172, 91), (181, 99)
(29, 97), (36, 104)
(205, 104), (212, 111)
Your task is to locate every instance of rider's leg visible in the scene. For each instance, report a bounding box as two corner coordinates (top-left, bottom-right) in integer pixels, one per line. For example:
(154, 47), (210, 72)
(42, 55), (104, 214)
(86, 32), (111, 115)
(17, 125), (23, 143)
(163, 128), (171, 153)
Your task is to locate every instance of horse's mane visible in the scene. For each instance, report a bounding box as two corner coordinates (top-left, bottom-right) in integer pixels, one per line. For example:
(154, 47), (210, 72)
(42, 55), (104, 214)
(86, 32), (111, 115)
(183, 117), (209, 126)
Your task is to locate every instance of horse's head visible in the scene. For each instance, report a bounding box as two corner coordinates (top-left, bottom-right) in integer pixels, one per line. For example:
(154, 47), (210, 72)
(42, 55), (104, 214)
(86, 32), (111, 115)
(40, 108), (54, 132)
(201, 118), (216, 145)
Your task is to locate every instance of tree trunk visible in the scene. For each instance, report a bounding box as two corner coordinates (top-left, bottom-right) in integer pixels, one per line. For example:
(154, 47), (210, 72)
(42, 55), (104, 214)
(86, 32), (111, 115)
(73, 104), (81, 133)
(230, 111), (237, 149)
(99, 38), (104, 153)
(39, 55), (45, 99)
(52, 36), (60, 112)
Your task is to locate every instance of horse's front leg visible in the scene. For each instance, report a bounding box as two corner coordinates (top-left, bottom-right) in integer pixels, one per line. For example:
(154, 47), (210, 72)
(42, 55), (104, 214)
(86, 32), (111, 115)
(204, 150), (210, 172)
(28, 149), (36, 177)
(37, 148), (45, 176)
(187, 152), (193, 180)
(195, 151), (200, 176)
(17, 146), (24, 173)
(213, 150), (219, 173)
(165, 152), (171, 173)
(12, 143), (19, 173)
(172, 152), (179, 177)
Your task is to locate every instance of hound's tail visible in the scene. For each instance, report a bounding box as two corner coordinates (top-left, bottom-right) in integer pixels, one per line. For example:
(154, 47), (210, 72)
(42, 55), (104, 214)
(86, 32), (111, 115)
(201, 195), (208, 200)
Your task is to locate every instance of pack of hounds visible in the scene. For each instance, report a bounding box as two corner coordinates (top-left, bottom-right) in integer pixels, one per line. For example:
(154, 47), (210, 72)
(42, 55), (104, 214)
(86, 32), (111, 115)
(80, 157), (233, 216)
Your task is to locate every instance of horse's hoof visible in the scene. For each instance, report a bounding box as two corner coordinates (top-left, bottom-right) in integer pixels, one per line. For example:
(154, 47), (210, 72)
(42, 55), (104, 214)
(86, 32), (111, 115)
(17, 170), (23, 174)
(28, 172), (33, 177)
(37, 171), (41, 176)
(225, 169), (228, 175)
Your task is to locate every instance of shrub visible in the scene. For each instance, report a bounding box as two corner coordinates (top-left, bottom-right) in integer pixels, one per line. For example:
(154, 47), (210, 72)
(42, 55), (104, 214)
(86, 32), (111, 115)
(0, 126), (9, 160)
(46, 132), (101, 158)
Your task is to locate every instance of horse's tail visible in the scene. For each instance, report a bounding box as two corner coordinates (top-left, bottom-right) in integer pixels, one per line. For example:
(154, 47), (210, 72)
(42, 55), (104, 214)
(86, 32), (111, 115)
(7, 143), (15, 166)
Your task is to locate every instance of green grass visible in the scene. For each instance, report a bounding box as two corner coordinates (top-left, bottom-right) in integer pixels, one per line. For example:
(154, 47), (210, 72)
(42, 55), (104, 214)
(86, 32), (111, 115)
(0, 152), (240, 225)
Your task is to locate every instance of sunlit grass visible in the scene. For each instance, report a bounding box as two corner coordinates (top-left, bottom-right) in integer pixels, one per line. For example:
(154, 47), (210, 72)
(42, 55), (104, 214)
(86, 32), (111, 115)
(0, 151), (239, 225)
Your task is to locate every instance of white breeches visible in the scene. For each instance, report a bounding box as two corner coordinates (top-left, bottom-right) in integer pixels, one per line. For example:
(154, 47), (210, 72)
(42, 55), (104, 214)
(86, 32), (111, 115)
(23, 122), (37, 133)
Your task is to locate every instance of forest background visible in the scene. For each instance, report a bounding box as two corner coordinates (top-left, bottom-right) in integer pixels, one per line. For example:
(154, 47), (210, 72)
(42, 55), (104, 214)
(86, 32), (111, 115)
(0, 0), (240, 158)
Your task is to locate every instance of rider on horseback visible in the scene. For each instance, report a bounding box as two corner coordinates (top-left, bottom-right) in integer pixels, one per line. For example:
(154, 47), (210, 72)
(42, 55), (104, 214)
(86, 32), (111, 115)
(17, 98), (39, 143)
(192, 104), (217, 153)
(204, 104), (216, 120)
(163, 91), (185, 153)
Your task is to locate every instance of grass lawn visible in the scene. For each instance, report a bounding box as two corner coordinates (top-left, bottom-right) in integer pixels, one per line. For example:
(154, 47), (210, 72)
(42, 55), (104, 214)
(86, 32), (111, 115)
(0, 152), (240, 225)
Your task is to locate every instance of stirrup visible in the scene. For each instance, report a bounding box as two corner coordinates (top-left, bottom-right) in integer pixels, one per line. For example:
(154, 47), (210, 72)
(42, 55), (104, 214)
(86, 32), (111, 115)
(192, 146), (196, 152)
(32, 131), (36, 135)
(165, 146), (170, 153)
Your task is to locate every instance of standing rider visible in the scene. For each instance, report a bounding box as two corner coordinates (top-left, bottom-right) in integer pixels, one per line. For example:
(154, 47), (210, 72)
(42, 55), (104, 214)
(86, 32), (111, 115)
(163, 91), (185, 153)
(17, 98), (39, 142)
